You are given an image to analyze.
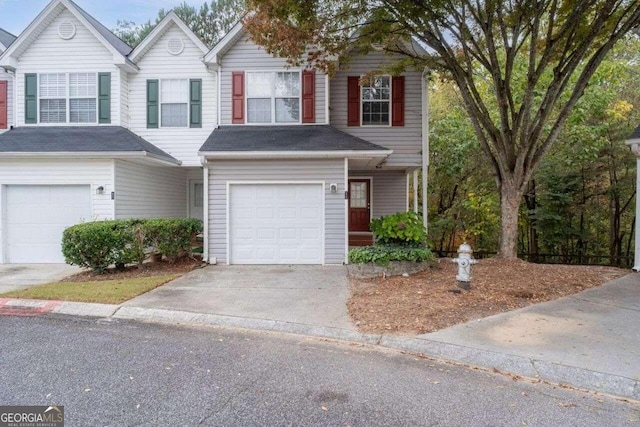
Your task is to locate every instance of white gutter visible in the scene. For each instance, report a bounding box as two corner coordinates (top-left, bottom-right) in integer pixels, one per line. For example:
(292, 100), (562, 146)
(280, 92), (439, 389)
(421, 67), (430, 232)
(198, 150), (393, 160)
(0, 151), (181, 166)
(203, 158), (210, 264)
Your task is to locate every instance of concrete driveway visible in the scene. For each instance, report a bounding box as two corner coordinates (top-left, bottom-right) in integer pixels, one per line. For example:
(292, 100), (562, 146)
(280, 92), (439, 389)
(0, 264), (81, 293)
(125, 265), (354, 329)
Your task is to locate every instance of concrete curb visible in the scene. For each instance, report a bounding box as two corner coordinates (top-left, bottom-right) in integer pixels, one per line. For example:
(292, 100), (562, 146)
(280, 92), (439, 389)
(52, 301), (119, 318)
(376, 335), (640, 400)
(109, 305), (640, 400)
(4, 297), (637, 400)
(112, 306), (382, 345)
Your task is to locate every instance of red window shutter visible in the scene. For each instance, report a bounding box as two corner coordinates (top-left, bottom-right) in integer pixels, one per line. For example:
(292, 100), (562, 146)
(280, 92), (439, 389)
(347, 76), (360, 126)
(392, 76), (405, 127)
(0, 81), (7, 129)
(302, 70), (315, 123)
(232, 71), (245, 124)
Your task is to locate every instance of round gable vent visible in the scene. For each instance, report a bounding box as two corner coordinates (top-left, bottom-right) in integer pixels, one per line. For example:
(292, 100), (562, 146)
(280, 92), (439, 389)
(167, 38), (184, 55)
(58, 21), (76, 40)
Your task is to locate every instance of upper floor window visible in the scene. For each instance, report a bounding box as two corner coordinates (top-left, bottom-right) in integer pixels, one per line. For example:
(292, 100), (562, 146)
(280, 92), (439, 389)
(361, 76), (390, 126)
(39, 73), (97, 124)
(246, 71), (300, 124)
(161, 79), (188, 127)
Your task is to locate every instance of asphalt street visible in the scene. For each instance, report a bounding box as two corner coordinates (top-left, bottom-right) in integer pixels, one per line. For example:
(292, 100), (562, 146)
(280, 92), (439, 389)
(0, 315), (638, 426)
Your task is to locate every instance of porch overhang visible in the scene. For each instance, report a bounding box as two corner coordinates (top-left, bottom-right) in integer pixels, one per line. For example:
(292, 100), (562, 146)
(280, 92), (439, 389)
(0, 126), (181, 166)
(199, 125), (393, 165)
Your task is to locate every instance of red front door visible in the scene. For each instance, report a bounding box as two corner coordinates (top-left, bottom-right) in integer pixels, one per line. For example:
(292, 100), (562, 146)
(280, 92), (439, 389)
(349, 179), (371, 232)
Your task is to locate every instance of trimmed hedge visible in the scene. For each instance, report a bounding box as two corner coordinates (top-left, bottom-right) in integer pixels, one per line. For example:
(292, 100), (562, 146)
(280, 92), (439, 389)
(348, 245), (435, 266)
(62, 218), (203, 273)
(370, 211), (427, 247)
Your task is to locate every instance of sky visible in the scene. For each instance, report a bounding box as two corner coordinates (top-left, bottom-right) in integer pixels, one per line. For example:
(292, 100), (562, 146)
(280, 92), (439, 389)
(0, 0), (206, 37)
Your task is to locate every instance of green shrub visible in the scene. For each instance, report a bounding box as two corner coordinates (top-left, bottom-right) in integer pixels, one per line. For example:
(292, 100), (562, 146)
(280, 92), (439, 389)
(370, 211), (427, 247)
(61, 218), (203, 273)
(348, 245), (435, 266)
(62, 220), (138, 274)
(144, 218), (203, 262)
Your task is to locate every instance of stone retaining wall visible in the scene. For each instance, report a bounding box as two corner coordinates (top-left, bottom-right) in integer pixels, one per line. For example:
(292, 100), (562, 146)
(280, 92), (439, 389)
(347, 260), (435, 279)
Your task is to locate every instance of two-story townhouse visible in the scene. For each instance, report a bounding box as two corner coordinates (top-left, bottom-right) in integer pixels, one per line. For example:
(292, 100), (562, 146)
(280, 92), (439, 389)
(0, 28), (17, 134)
(0, 0), (212, 263)
(0, 0), (427, 266)
(198, 23), (428, 265)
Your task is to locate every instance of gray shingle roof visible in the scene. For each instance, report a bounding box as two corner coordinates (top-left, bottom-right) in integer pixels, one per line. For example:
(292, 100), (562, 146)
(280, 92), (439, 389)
(200, 125), (391, 152)
(629, 124), (640, 140)
(0, 126), (178, 163)
(0, 27), (17, 50)
(70, 0), (132, 56)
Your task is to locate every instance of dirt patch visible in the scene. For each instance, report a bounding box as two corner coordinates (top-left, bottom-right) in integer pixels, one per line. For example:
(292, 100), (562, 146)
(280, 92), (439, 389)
(60, 257), (204, 283)
(348, 258), (627, 335)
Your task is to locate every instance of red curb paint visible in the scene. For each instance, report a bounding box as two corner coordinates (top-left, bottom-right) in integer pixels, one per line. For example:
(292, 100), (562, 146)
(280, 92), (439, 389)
(0, 299), (61, 317)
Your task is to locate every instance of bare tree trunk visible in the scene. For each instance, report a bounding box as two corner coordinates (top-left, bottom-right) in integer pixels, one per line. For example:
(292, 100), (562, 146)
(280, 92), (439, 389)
(498, 182), (522, 259)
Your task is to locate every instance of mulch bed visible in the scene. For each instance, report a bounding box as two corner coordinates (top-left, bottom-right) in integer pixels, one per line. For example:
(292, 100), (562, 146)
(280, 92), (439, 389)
(60, 257), (204, 282)
(348, 258), (628, 335)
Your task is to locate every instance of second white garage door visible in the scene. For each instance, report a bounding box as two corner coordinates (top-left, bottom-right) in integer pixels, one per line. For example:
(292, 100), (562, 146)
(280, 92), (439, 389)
(6, 185), (92, 263)
(229, 183), (324, 264)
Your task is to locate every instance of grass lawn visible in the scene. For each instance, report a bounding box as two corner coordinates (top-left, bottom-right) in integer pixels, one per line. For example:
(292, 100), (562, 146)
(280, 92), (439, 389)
(0, 274), (179, 305)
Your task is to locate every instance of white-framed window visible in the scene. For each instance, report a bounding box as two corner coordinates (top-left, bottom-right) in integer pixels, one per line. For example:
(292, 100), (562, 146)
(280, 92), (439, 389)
(69, 73), (97, 123)
(39, 73), (67, 123)
(160, 79), (189, 127)
(246, 71), (301, 124)
(38, 72), (98, 124)
(361, 76), (391, 126)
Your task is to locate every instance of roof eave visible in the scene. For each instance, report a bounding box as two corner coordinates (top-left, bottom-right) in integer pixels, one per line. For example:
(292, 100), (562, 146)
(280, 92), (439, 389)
(198, 149), (393, 160)
(0, 151), (181, 166)
(204, 19), (245, 65)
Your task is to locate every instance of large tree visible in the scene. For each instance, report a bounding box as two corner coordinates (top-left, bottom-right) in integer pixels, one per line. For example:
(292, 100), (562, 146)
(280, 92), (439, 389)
(243, 0), (640, 258)
(114, 0), (244, 48)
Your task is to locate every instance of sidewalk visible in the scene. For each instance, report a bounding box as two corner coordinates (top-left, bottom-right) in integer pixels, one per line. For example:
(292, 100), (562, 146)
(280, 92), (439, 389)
(1, 273), (638, 400)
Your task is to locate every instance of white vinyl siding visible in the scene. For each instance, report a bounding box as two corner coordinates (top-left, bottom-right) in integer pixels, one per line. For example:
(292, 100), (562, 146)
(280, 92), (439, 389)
(351, 170), (408, 218)
(119, 71), (129, 128)
(208, 159), (345, 264)
(15, 8), (121, 126)
(219, 33), (326, 125)
(0, 159), (114, 263)
(114, 160), (187, 219)
(331, 51), (423, 168)
(128, 23), (216, 166)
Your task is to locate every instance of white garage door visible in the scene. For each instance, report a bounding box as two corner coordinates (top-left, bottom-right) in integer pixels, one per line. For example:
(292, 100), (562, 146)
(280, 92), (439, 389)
(6, 185), (92, 263)
(229, 184), (324, 264)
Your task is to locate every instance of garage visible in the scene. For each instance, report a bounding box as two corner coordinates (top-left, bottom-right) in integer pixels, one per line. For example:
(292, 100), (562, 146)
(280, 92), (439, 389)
(5, 185), (92, 263)
(229, 183), (324, 264)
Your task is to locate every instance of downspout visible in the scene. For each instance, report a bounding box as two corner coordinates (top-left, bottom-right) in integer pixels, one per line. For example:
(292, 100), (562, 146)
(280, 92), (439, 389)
(421, 68), (430, 233)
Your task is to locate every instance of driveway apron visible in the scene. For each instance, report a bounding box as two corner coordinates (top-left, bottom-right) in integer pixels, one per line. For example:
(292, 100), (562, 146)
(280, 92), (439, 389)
(124, 265), (354, 330)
